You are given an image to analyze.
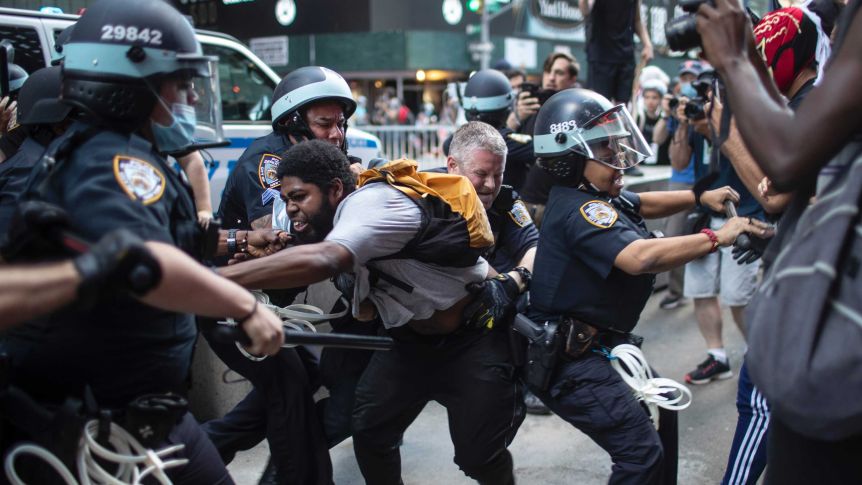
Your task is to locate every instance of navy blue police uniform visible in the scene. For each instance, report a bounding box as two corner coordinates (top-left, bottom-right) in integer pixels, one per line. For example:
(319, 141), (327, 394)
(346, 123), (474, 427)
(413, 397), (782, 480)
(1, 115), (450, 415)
(1, 122), (232, 484)
(485, 185), (539, 272)
(529, 184), (679, 485)
(0, 136), (48, 235)
(218, 131), (291, 229)
(203, 130), (333, 484)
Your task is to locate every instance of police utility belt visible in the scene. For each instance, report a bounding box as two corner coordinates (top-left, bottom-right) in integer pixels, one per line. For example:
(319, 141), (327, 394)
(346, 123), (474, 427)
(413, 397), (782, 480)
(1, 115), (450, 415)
(511, 314), (643, 392)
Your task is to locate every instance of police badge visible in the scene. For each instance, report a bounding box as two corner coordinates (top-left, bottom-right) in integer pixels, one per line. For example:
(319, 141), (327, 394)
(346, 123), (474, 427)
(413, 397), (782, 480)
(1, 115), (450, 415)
(258, 153), (282, 189)
(580, 200), (618, 229)
(508, 200), (533, 227)
(113, 155), (166, 205)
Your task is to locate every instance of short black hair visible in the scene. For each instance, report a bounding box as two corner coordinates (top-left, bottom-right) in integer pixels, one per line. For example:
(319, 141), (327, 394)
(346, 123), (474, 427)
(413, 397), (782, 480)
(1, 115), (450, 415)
(276, 139), (356, 194)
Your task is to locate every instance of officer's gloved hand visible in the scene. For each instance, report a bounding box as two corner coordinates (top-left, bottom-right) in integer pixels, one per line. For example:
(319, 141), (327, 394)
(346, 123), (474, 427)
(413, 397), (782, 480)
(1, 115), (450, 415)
(462, 274), (520, 330)
(732, 233), (771, 265)
(74, 229), (162, 307)
(1, 200), (72, 261)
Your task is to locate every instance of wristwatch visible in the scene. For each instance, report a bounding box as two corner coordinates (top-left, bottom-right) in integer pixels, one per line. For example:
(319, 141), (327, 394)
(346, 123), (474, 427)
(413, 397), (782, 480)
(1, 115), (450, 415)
(227, 228), (238, 255)
(512, 266), (532, 291)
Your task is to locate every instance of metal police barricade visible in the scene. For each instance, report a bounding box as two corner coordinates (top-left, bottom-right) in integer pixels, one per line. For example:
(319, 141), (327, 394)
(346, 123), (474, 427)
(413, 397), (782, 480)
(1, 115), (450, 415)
(355, 125), (455, 170)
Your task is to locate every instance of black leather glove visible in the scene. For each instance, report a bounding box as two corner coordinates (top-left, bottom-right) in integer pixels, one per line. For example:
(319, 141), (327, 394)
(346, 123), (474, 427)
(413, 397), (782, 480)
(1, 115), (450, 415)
(73, 229), (162, 307)
(732, 233), (771, 265)
(1, 200), (73, 261)
(462, 274), (521, 330)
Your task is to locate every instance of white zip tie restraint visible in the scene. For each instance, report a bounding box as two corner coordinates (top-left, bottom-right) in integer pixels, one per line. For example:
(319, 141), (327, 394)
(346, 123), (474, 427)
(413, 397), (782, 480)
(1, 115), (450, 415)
(608, 344), (692, 429)
(225, 290), (349, 361)
(4, 419), (188, 485)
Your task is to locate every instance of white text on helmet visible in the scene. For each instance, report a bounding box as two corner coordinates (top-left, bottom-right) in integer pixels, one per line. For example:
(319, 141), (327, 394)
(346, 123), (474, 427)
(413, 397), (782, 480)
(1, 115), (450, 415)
(100, 25), (163, 46)
(549, 120), (579, 134)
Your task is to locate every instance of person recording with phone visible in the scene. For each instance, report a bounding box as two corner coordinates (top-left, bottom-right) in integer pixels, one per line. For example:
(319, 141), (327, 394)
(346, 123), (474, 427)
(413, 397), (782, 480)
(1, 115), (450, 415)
(514, 52), (581, 227)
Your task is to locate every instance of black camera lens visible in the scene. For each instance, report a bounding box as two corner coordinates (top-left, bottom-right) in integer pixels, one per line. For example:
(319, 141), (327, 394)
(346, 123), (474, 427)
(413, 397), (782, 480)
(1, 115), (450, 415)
(669, 97), (679, 111)
(684, 100), (706, 120)
(665, 15), (702, 52)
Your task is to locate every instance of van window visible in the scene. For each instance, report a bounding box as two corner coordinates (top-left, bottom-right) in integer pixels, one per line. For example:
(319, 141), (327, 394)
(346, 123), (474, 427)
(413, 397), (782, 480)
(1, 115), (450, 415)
(203, 43), (275, 123)
(0, 25), (46, 74)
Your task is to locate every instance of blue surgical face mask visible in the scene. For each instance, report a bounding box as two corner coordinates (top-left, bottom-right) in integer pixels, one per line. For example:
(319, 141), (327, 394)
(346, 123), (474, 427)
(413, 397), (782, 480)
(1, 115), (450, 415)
(151, 103), (197, 154)
(679, 83), (697, 99)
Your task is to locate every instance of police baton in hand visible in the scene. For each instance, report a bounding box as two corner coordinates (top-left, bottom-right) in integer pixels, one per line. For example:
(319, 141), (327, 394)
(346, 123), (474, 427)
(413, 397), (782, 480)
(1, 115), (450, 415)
(723, 200), (752, 249)
(211, 322), (394, 351)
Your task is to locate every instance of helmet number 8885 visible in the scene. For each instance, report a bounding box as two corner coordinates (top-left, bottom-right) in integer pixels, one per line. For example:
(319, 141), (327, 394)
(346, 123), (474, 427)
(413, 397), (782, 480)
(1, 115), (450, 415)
(100, 25), (163, 46)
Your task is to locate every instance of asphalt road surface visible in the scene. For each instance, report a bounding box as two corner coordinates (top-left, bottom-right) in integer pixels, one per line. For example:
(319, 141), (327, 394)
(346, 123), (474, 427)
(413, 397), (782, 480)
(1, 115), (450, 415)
(228, 290), (749, 484)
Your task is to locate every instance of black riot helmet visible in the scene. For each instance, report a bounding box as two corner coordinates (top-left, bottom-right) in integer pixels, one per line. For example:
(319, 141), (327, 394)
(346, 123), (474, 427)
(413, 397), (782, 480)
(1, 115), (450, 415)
(60, 0), (222, 144)
(461, 69), (514, 128)
(533, 88), (652, 183)
(17, 66), (72, 126)
(271, 66), (356, 153)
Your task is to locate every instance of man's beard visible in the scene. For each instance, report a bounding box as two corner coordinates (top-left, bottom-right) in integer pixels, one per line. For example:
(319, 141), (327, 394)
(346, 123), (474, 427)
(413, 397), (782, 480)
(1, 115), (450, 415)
(293, 201), (336, 244)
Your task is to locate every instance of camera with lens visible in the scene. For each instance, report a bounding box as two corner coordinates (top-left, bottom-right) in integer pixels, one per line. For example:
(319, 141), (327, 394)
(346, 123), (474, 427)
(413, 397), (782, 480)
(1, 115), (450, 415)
(665, 0), (713, 52)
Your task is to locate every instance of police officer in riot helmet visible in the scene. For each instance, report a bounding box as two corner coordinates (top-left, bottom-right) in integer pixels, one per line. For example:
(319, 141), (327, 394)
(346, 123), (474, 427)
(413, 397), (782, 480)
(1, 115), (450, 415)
(0, 1), (286, 482)
(524, 88), (770, 484)
(443, 69), (534, 191)
(218, 66), (358, 231)
(0, 66), (73, 235)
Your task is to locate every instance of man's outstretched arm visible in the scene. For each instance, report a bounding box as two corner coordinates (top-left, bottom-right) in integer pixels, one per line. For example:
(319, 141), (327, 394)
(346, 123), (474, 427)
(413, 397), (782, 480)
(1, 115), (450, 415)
(219, 241), (354, 290)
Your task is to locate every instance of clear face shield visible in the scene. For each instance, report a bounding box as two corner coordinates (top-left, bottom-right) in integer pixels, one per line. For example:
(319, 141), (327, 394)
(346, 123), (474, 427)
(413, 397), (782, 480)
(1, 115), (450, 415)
(188, 57), (225, 151)
(573, 105), (653, 170)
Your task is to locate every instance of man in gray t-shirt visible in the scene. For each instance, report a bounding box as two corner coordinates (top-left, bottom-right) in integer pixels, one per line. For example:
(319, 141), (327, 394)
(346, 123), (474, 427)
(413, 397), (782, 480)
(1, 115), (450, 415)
(222, 139), (525, 484)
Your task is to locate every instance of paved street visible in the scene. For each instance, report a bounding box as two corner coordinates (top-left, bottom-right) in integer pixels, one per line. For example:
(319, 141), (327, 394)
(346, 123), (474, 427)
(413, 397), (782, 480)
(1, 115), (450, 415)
(228, 290), (748, 484)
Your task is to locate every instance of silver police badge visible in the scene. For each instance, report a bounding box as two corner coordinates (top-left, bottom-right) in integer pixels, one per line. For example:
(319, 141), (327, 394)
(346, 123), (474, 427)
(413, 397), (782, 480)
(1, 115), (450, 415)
(508, 200), (533, 227)
(580, 200), (618, 229)
(113, 155), (166, 205)
(258, 153), (282, 189)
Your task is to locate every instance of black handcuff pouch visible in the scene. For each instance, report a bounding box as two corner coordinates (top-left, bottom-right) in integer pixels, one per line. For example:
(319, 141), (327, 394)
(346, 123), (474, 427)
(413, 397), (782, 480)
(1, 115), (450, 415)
(123, 393), (188, 448)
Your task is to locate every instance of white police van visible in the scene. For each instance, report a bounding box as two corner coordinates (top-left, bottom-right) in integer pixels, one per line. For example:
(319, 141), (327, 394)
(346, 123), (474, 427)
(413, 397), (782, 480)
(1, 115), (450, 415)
(0, 6), (382, 210)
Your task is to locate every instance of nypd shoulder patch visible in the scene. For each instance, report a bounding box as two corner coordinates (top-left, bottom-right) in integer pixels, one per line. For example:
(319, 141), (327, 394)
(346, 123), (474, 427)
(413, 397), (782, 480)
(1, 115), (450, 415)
(508, 199), (533, 227)
(113, 155), (165, 205)
(579, 200), (618, 229)
(258, 153), (282, 189)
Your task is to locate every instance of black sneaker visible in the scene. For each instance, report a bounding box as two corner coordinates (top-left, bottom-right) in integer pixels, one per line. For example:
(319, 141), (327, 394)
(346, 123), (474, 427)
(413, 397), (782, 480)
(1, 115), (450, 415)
(685, 355), (733, 385)
(659, 294), (685, 309)
(524, 390), (551, 415)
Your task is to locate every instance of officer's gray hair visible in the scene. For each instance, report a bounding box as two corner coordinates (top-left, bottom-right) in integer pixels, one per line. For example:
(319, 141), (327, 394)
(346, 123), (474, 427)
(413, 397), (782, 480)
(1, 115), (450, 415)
(449, 121), (508, 169)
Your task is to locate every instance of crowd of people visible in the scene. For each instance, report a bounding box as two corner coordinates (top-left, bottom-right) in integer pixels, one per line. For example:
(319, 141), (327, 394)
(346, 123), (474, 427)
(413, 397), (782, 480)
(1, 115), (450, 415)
(0, 0), (860, 484)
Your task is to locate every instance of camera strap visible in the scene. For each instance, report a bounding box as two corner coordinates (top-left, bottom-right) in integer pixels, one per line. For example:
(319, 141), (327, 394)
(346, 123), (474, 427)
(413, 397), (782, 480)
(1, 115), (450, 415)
(706, 78), (732, 175)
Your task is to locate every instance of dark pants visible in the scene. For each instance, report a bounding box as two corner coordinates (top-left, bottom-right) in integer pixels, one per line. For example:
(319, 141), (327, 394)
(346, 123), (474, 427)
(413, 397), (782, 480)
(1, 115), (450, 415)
(2, 412), (232, 485)
(765, 418), (862, 485)
(721, 360), (769, 485)
(202, 328), (332, 485)
(588, 60), (636, 104)
(532, 353), (678, 485)
(351, 328), (524, 485)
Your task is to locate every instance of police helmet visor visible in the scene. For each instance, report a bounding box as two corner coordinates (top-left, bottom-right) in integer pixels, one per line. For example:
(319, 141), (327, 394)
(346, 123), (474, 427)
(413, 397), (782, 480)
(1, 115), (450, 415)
(570, 105), (652, 169)
(187, 58), (224, 150)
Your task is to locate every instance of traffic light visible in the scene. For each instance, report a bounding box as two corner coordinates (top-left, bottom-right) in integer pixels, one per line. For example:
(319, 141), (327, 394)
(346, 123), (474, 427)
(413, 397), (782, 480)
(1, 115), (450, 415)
(467, 0), (483, 13)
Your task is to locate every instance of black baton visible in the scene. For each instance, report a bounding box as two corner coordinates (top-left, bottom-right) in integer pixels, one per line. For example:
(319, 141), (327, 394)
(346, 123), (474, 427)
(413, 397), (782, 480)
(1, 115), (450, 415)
(213, 323), (394, 351)
(723, 200), (752, 248)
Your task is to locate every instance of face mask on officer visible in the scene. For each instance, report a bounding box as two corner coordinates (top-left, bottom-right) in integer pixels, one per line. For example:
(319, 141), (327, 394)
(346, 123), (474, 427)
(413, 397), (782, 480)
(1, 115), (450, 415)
(150, 103), (197, 154)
